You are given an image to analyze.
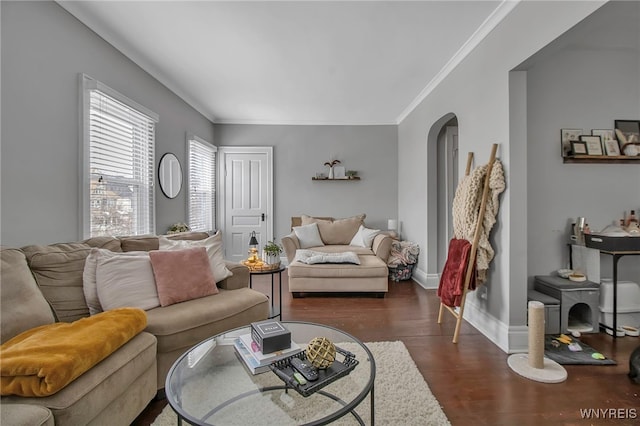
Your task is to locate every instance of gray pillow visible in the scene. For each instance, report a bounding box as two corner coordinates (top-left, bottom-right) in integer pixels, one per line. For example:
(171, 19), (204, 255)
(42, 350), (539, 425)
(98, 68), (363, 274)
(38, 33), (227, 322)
(1, 249), (55, 342)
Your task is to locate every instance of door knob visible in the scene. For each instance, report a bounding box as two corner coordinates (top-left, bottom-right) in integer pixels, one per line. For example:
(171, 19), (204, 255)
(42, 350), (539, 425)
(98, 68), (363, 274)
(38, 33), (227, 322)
(261, 213), (265, 221)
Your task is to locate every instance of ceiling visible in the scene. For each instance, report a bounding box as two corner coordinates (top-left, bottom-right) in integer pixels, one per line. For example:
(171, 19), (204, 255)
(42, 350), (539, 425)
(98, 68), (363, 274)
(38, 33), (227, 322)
(58, 1), (514, 125)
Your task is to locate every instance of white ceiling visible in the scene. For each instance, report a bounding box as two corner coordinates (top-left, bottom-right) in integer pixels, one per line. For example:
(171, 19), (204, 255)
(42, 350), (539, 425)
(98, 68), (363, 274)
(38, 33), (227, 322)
(58, 1), (514, 125)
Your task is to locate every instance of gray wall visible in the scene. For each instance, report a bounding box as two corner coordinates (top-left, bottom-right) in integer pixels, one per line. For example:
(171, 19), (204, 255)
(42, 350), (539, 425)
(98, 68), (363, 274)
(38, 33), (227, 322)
(1, 1), (214, 247)
(213, 124), (398, 243)
(397, 0), (606, 352)
(523, 1), (640, 284)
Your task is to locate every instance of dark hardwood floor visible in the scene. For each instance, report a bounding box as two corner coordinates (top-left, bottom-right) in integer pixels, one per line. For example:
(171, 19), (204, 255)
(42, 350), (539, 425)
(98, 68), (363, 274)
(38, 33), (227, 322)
(133, 275), (639, 425)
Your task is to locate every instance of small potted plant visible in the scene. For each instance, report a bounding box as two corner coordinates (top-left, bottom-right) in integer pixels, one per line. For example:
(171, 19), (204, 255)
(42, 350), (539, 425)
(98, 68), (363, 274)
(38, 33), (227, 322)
(167, 222), (190, 234)
(263, 239), (283, 267)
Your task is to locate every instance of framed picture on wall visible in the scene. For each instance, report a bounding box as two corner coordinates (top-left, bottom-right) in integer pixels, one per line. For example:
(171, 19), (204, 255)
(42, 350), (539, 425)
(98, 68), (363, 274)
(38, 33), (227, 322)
(571, 140), (588, 155)
(603, 139), (621, 156)
(561, 128), (582, 157)
(614, 120), (640, 154)
(580, 135), (603, 155)
(591, 129), (615, 143)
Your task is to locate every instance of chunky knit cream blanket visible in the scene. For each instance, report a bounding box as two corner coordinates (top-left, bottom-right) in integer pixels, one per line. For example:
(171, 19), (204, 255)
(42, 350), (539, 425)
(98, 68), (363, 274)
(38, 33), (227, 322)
(452, 159), (505, 284)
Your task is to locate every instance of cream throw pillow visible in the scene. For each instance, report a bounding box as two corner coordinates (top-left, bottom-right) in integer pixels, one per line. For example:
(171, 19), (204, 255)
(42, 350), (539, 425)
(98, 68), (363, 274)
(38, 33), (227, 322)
(293, 223), (325, 249)
(350, 225), (380, 248)
(95, 251), (161, 311)
(84, 248), (152, 315)
(158, 231), (232, 282)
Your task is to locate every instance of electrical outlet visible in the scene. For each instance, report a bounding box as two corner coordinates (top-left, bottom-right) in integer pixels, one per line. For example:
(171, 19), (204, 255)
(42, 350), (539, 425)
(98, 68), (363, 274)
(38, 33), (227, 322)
(479, 287), (488, 300)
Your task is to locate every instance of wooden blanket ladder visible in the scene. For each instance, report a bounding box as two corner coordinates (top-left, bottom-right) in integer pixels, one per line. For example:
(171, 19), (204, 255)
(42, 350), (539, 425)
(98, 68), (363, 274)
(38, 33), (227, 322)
(437, 143), (498, 343)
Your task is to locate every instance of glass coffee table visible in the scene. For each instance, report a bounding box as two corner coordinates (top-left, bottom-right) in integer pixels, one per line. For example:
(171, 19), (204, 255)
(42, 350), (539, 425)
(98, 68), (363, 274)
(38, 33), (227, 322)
(165, 321), (375, 425)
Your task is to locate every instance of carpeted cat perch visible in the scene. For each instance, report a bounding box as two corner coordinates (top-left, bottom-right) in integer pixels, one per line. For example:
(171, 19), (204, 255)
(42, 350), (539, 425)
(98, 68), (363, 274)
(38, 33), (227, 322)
(508, 301), (567, 383)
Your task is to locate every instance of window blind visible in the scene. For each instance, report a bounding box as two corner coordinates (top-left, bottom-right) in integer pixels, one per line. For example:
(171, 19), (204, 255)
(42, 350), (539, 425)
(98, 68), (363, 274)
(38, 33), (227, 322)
(188, 137), (216, 232)
(87, 88), (156, 237)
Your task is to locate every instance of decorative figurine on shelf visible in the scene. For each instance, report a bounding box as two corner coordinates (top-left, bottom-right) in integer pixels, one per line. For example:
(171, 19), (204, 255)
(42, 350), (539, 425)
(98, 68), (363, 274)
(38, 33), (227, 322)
(243, 231), (265, 271)
(306, 337), (336, 369)
(324, 159), (341, 179)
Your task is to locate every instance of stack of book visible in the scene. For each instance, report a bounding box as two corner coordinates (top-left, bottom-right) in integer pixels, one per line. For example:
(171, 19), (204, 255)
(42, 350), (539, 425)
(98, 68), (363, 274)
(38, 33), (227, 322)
(234, 333), (301, 375)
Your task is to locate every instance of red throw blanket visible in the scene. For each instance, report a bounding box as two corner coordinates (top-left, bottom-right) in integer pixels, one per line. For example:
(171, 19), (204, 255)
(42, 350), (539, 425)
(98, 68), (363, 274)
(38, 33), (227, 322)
(437, 239), (477, 307)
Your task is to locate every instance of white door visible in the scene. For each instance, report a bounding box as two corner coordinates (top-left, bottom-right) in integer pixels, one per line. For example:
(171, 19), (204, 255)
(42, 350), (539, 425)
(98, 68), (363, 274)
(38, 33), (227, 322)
(218, 147), (273, 262)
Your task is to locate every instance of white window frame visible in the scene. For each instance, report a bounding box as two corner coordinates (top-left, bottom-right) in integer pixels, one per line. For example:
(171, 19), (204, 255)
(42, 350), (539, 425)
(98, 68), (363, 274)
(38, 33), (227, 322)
(187, 134), (217, 232)
(80, 74), (159, 238)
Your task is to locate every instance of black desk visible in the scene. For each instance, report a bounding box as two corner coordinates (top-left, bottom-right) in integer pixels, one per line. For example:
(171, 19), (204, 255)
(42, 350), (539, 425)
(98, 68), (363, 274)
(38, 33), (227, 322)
(249, 266), (285, 320)
(597, 250), (640, 337)
(569, 244), (640, 338)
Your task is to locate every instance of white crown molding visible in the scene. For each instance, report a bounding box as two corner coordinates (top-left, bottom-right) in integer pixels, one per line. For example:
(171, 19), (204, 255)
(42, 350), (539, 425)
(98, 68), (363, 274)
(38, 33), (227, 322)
(395, 0), (521, 124)
(213, 117), (397, 126)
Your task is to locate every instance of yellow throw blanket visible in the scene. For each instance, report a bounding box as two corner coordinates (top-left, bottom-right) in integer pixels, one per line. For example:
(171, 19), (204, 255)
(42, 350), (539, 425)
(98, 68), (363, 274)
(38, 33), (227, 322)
(1, 307), (147, 397)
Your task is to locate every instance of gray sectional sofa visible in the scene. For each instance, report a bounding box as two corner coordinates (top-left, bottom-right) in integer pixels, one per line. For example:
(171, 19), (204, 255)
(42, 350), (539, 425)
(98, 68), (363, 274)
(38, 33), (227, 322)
(0, 232), (269, 425)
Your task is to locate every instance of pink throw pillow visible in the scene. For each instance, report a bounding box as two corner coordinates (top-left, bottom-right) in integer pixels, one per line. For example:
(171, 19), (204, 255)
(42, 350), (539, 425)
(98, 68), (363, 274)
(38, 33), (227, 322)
(149, 247), (218, 307)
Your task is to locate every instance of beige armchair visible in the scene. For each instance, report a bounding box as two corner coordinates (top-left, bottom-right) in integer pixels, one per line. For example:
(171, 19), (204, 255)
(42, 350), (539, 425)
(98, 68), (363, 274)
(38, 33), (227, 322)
(282, 215), (393, 297)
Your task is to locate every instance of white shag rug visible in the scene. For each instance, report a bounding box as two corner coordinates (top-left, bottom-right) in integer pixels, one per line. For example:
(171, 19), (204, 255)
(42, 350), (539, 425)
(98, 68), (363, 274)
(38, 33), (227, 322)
(152, 341), (450, 425)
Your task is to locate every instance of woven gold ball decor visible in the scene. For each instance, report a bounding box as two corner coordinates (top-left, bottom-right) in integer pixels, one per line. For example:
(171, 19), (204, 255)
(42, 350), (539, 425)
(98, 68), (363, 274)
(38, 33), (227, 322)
(305, 337), (336, 369)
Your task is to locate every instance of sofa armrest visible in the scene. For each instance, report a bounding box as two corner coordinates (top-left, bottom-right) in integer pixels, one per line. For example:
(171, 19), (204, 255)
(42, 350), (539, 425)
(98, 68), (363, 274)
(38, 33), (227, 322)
(0, 403), (54, 426)
(217, 262), (250, 290)
(372, 234), (393, 263)
(281, 232), (300, 263)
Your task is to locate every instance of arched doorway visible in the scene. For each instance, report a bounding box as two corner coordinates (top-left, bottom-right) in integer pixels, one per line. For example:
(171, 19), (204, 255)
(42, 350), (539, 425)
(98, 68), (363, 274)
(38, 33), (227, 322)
(436, 117), (459, 273)
(425, 113), (458, 284)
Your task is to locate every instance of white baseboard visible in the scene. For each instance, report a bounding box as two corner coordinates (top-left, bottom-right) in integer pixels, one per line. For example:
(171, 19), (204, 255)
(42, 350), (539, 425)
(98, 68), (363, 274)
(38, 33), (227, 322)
(462, 299), (528, 354)
(411, 268), (439, 289)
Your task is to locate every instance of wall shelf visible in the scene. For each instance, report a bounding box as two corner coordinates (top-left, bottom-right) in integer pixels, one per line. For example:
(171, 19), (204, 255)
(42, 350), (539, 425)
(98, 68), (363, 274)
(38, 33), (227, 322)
(563, 155), (640, 164)
(311, 177), (361, 181)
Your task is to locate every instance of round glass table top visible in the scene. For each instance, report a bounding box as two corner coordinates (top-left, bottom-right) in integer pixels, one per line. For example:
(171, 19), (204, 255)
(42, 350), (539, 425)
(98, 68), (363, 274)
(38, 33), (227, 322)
(165, 321), (375, 425)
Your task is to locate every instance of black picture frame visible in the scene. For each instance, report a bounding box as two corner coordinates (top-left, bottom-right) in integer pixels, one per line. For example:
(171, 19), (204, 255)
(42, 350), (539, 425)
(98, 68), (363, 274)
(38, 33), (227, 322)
(614, 120), (640, 147)
(561, 128), (582, 157)
(579, 135), (603, 156)
(571, 140), (588, 155)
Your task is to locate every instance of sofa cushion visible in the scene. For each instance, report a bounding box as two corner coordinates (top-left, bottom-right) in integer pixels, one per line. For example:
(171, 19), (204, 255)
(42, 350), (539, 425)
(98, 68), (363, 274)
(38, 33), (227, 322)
(145, 288), (268, 353)
(119, 231), (210, 252)
(350, 225), (381, 248)
(288, 254), (388, 279)
(0, 249), (55, 343)
(21, 243), (92, 323)
(94, 251), (160, 311)
(293, 223), (325, 249)
(149, 247), (218, 307)
(83, 236), (122, 252)
(301, 214), (365, 245)
(0, 403), (54, 426)
(158, 231), (232, 282)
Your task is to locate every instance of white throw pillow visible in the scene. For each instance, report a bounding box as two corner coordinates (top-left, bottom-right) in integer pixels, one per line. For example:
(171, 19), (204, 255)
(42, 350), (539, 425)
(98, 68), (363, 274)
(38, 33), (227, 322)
(294, 249), (360, 265)
(83, 248), (150, 315)
(95, 251), (161, 311)
(349, 225), (381, 248)
(293, 223), (325, 249)
(158, 231), (233, 282)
